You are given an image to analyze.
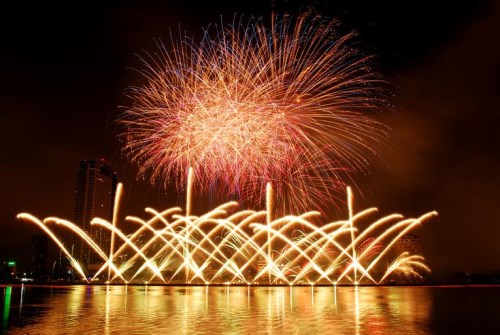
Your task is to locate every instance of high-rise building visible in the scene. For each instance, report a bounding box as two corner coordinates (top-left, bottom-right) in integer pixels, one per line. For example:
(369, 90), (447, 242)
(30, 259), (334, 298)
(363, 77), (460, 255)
(73, 159), (117, 275)
(30, 229), (48, 280)
(395, 234), (422, 256)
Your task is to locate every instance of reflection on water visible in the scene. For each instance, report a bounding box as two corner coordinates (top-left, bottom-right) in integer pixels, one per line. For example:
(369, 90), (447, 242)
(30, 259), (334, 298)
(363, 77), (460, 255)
(1, 285), (499, 334)
(2, 286), (10, 331)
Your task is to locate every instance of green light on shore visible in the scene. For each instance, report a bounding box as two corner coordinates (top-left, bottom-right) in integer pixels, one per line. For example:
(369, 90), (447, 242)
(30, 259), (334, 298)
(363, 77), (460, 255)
(7, 261), (15, 267)
(2, 286), (12, 331)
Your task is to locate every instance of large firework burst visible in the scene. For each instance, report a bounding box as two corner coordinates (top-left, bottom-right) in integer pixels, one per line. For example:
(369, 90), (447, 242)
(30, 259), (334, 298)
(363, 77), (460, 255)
(120, 13), (388, 213)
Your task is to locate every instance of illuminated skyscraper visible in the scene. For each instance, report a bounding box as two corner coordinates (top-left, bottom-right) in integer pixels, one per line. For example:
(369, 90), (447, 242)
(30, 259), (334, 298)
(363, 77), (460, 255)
(395, 234), (422, 255)
(73, 159), (117, 275)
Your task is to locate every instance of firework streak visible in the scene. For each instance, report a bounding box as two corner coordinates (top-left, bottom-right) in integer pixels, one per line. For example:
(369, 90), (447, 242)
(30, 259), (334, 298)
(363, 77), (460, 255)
(120, 13), (388, 213)
(18, 177), (436, 285)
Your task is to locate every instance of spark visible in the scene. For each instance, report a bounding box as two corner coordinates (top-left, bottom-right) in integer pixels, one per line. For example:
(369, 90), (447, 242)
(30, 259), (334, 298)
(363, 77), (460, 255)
(120, 13), (388, 213)
(17, 181), (436, 285)
(379, 252), (431, 284)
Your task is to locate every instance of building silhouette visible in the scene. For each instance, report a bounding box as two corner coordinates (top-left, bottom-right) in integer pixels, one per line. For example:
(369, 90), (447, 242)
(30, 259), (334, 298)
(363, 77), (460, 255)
(395, 234), (422, 255)
(73, 159), (117, 276)
(30, 229), (48, 280)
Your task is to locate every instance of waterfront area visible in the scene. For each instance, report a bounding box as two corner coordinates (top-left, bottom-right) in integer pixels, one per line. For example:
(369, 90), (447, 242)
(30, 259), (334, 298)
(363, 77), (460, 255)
(2, 285), (500, 334)
(1, 1), (499, 334)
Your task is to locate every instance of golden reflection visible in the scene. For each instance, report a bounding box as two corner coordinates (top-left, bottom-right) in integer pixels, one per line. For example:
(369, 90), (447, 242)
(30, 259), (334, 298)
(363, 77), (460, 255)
(66, 286), (85, 329)
(105, 286), (110, 335)
(355, 286), (360, 335)
(124, 285), (128, 313)
(311, 285), (315, 308)
(5, 285), (433, 334)
(334, 285), (337, 309)
(18, 285), (24, 316)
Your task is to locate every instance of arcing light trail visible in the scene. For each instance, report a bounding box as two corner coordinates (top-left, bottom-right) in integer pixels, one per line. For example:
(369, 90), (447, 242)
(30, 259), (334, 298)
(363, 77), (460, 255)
(18, 174), (437, 285)
(120, 13), (388, 213)
(16, 14), (436, 286)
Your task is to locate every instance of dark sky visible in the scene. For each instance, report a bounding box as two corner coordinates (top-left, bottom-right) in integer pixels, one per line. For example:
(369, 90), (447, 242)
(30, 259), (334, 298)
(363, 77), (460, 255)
(0, 0), (498, 276)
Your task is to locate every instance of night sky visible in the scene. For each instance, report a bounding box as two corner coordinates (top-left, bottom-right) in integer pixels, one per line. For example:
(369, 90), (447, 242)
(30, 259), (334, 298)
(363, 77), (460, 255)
(1, 0), (498, 277)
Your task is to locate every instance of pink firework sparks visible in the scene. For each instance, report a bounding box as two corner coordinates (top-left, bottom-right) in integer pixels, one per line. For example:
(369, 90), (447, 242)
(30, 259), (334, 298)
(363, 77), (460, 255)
(120, 13), (388, 213)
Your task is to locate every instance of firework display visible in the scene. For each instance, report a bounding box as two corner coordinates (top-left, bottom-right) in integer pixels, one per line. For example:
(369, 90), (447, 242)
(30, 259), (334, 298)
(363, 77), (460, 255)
(18, 175), (436, 284)
(17, 14), (436, 285)
(120, 13), (387, 212)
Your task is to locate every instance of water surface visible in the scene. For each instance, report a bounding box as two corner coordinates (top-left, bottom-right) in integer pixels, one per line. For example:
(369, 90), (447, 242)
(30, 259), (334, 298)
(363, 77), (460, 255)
(1, 285), (499, 334)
